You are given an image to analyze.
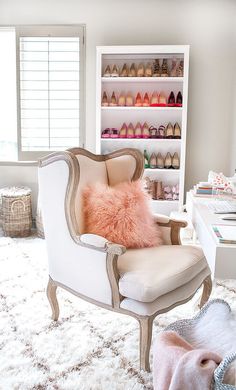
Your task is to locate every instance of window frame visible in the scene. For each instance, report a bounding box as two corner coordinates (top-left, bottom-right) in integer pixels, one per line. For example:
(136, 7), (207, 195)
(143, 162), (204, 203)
(15, 24), (86, 161)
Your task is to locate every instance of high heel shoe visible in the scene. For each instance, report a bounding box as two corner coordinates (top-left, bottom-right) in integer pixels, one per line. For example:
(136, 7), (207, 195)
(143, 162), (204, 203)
(170, 58), (178, 77)
(137, 63), (145, 77)
(126, 92), (134, 107)
(173, 123), (181, 139)
(153, 59), (161, 77)
(156, 181), (164, 200)
(165, 123), (174, 138)
(149, 153), (157, 169)
(158, 92), (167, 106)
(109, 91), (117, 106)
(127, 122), (134, 138)
(161, 59), (169, 77)
(119, 123), (127, 138)
(156, 125), (165, 139)
(143, 92), (150, 107)
(103, 65), (111, 77)
(120, 63), (129, 77)
(142, 122), (150, 138)
(176, 91), (182, 107)
(110, 128), (119, 138)
(164, 152), (172, 169)
(111, 64), (119, 77)
(168, 91), (175, 107)
(150, 91), (158, 106)
(156, 153), (164, 169)
(128, 63), (136, 77)
(134, 92), (142, 107)
(145, 62), (153, 77)
(172, 152), (180, 169)
(149, 125), (157, 138)
(101, 91), (109, 106)
(177, 60), (184, 77)
(118, 92), (126, 106)
(134, 122), (142, 138)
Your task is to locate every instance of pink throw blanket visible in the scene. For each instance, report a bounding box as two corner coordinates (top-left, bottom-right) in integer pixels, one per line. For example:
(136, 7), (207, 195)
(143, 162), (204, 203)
(153, 331), (222, 390)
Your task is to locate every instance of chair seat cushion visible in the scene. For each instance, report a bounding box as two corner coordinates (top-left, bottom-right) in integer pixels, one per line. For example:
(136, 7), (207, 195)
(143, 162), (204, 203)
(118, 245), (207, 303)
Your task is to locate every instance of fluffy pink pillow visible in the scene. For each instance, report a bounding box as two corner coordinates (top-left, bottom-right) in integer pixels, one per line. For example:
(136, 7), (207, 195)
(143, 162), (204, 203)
(82, 180), (162, 249)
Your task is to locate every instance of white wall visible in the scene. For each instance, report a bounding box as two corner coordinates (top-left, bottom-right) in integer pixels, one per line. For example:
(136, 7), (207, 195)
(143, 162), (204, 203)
(0, 0), (236, 210)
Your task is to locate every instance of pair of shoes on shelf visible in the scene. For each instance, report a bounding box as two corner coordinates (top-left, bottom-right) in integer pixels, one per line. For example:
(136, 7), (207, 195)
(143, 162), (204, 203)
(101, 128), (119, 138)
(145, 178), (165, 200)
(149, 152), (180, 169)
(164, 184), (179, 200)
(170, 59), (184, 77)
(118, 92), (134, 106)
(103, 65), (119, 77)
(149, 125), (166, 138)
(101, 91), (118, 106)
(149, 92), (167, 107)
(134, 92), (151, 107)
(119, 122), (149, 138)
(165, 122), (181, 138)
(121, 63), (153, 77)
(152, 59), (169, 77)
(168, 91), (183, 107)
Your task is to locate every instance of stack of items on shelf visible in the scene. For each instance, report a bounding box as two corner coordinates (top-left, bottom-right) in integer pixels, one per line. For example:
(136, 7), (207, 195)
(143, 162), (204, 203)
(144, 150), (180, 170)
(194, 182), (214, 196)
(145, 177), (179, 200)
(101, 122), (181, 139)
(103, 59), (184, 78)
(101, 91), (182, 107)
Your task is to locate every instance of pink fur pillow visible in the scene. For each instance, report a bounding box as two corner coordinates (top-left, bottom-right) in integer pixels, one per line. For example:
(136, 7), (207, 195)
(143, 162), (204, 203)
(82, 180), (162, 249)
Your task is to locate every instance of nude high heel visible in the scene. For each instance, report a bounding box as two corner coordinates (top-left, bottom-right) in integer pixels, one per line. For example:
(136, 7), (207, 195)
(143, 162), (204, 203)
(172, 152), (180, 169)
(165, 123), (174, 138)
(134, 122), (142, 138)
(119, 123), (127, 138)
(101, 91), (109, 106)
(109, 91), (117, 106)
(118, 92), (126, 106)
(126, 92), (134, 106)
(156, 153), (164, 169)
(173, 123), (181, 139)
(156, 181), (164, 200)
(149, 153), (157, 169)
(129, 63), (137, 77)
(145, 62), (153, 77)
(164, 152), (172, 169)
(103, 65), (111, 77)
(137, 63), (145, 77)
(142, 122), (150, 138)
(158, 92), (167, 106)
(111, 64), (119, 77)
(150, 91), (158, 106)
(120, 63), (129, 77)
(127, 123), (135, 138)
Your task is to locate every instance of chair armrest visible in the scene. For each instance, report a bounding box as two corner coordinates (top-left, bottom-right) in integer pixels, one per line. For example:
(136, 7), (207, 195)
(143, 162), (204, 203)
(79, 233), (126, 255)
(154, 214), (187, 245)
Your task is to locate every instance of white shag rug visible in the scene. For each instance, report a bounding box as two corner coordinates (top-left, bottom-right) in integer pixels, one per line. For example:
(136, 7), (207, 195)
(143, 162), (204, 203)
(0, 236), (236, 390)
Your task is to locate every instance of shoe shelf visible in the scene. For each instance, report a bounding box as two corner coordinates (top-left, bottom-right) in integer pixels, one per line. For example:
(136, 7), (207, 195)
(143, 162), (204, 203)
(96, 45), (189, 216)
(101, 107), (182, 111)
(101, 77), (184, 83)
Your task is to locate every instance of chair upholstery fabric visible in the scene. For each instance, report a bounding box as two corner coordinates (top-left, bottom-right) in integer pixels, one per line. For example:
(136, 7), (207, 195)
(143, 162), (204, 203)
(118, 245), (207, 302)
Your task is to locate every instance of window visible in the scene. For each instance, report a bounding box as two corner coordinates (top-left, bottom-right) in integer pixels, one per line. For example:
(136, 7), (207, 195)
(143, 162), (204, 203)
(0, 25), (85, 161)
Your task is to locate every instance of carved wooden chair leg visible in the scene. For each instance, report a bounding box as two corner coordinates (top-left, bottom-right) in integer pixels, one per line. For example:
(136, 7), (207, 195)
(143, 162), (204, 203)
(138, 315), (154, 372)
(47, 277), (59, 321)
(199, 275), (212, 309)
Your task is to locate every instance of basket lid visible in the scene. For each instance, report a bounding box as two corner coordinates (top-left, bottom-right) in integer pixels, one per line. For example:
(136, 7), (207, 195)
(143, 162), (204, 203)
(0, 186), (31, 197)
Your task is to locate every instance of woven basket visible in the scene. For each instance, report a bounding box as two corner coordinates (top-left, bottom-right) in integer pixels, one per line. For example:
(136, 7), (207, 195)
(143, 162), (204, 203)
(1, 186), (32, 237)
(36, 204), (45, 239)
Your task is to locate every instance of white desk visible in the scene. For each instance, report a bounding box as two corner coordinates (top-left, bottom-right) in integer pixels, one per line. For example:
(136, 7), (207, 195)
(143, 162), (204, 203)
(186, 190), (236, 279)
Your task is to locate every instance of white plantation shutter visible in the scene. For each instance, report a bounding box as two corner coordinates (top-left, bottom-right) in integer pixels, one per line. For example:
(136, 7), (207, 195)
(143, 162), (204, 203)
(16, 26), (85, 160)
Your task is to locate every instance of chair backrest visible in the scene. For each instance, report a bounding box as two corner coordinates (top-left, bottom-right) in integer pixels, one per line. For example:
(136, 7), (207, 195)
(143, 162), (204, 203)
(68, 148), (144, 234)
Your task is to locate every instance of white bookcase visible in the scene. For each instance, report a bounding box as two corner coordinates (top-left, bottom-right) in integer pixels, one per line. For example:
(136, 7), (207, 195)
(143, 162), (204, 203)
(96, 45), (189, 215)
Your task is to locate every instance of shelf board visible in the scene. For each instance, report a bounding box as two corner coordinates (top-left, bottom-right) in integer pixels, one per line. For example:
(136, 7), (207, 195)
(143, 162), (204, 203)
(145, 168), (180, 173)
(101, 106), (182, 111)
(101, 77), (184, 83)
(101, 138), (181, 142)
(151, 199), (179, 204)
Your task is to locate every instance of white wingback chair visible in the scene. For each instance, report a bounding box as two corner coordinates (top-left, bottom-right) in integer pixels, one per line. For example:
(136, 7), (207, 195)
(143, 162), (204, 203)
(38, 147), (212, 372)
